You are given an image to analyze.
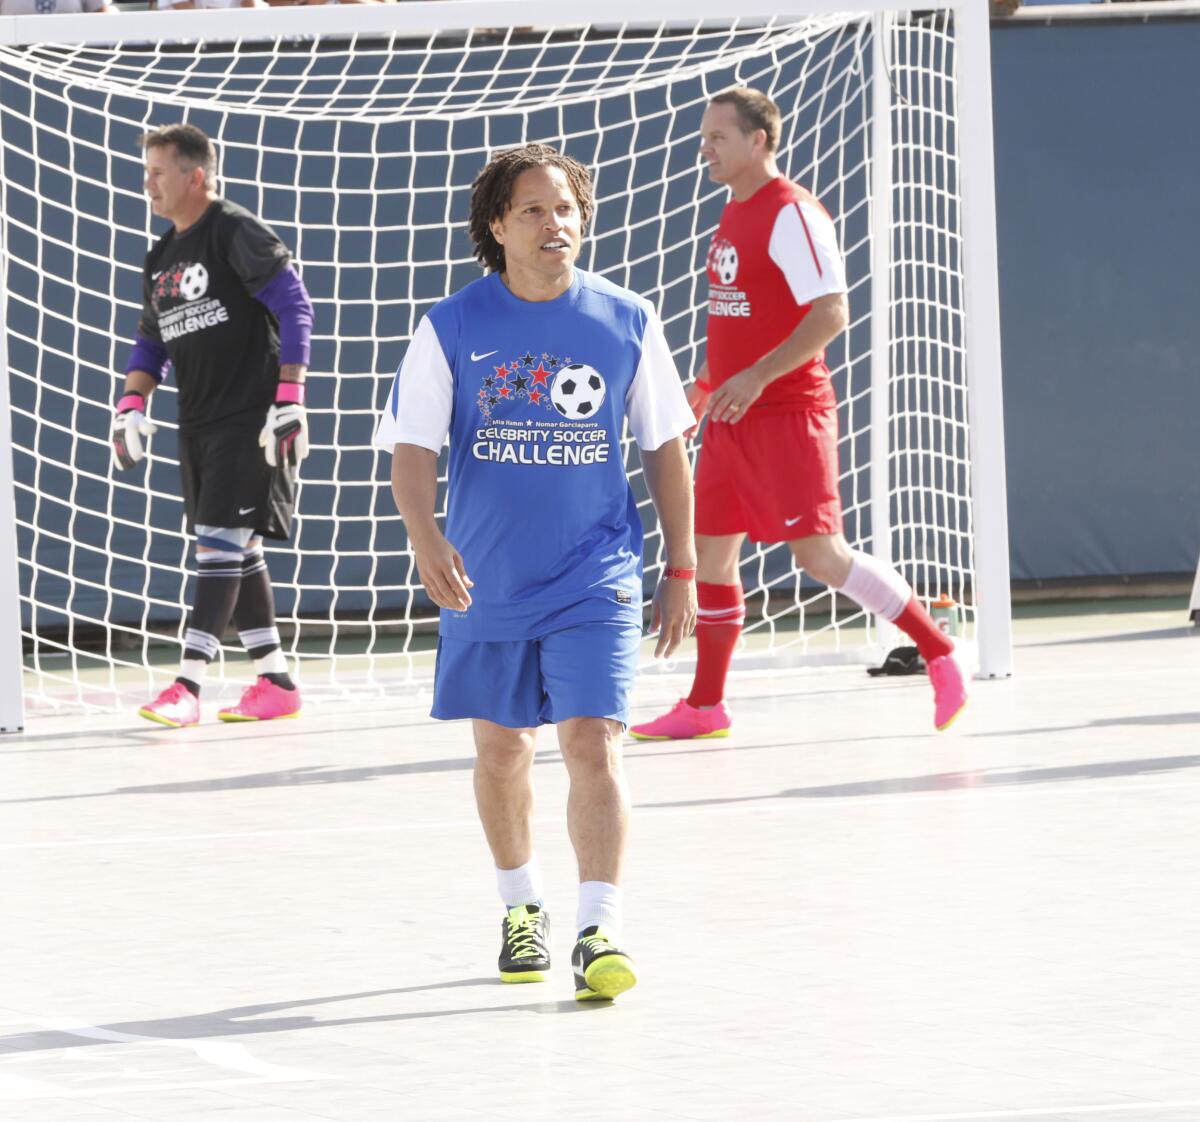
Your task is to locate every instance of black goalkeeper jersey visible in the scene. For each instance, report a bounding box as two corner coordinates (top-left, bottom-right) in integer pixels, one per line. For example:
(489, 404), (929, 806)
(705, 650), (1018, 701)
(138, 198), (291, 431)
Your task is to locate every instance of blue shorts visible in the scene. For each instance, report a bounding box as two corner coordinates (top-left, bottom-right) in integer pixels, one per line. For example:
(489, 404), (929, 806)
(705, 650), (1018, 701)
(431, 621), (642, 729)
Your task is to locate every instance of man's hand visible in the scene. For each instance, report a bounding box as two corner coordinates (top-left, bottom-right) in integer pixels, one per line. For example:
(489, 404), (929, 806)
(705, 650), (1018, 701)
(684, 380), (710, 440)
(111, 395), (156, 471)
(649, 576), (697, 659)
(260, 401), (309, 470)
(708, 365), (767, 424)
(412, 531), (474, 611)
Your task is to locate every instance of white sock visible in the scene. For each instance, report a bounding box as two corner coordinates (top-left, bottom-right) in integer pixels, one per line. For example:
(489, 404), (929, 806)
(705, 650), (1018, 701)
(179, 658), (208, 687)
(837, 550), (911, 622)
(577, 881), (622, 939)
(496, 857), (543, 909)
(254, 648), (288, 676)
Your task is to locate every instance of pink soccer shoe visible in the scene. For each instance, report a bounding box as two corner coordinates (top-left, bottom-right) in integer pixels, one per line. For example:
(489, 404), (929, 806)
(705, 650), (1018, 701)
(138, 681), (200, 728)
(218, 677), (301, 722)
(928, 650), (968, 730)
(629, 698), (732, 741)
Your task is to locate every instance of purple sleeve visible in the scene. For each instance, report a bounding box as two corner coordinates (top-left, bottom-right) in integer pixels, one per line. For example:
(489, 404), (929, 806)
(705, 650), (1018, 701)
(255, 264), (314, 368)
(124, 333), (170, 382)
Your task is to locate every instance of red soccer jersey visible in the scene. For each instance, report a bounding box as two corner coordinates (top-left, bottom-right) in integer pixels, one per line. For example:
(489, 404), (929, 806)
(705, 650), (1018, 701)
(705, 176), (848, 411)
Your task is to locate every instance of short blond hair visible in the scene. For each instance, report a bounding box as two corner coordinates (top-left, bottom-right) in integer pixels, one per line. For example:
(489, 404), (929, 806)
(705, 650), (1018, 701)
(709, 86), (782, 152)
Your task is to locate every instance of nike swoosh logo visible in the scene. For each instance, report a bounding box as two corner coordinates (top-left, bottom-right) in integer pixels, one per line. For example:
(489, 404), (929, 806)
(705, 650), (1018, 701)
(784, 515), (804, 526)
(152, 271), (164, 280)
(239, 506), (255, 515)
(471, 349), (499, 362)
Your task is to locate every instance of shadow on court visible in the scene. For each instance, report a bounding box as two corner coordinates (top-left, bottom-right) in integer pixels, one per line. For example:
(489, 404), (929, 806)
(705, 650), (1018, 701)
(5, 709), (1199, 805)
(0, 714), (453, 755)
(0, 980), (602, 1056)
(638, 748), (1200, 809)
(0, 751), (502, 804)
(0, 735), (843, 804)
(1020, 627), (1197, 647)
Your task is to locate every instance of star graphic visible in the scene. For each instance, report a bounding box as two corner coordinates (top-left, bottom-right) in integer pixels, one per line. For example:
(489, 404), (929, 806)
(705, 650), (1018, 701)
(498, 386), (511, 398)
(513, 374), (529, 392)
(528, 363), (552, 387)
(493, 364), (510, 379)
(522, 352), (535, 365)
(528, 389), (543, 405)
(484, 376), (495, 388)
(488, 396), (498, 407)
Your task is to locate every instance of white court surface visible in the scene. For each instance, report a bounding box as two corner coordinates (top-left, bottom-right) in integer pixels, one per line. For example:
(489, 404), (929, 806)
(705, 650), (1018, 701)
(2, 604), (1200, 1122)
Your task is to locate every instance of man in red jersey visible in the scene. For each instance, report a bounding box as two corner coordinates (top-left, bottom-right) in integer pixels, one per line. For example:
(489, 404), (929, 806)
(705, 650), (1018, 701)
(631, 87), (967, 740)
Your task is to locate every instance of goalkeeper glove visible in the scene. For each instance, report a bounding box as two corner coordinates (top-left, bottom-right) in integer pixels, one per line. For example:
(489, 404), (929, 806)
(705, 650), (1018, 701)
(260, 382), (309, 470)
(112, 393), (156, 471)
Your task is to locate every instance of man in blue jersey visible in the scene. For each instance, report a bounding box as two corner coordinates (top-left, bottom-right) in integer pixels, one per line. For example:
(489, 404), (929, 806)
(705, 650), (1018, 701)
(375, 144), (696, 1001)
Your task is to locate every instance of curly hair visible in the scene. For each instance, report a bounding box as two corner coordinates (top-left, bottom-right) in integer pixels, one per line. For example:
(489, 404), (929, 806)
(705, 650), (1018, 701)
(468, 144), (595, 274)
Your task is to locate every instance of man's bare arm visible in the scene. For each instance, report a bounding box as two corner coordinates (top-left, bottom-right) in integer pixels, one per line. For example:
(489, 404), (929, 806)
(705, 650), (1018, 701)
(391, 443), (473, 611)
(641, 435), (697, 658)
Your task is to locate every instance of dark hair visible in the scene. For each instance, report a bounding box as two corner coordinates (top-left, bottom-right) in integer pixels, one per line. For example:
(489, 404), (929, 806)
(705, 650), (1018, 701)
(139, 123), (217, 190)
(709, 86), (782, 153)
(468, 143), (595, 273)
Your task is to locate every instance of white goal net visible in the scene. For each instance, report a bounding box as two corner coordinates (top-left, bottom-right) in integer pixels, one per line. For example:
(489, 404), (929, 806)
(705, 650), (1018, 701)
(0, 3), (1010, 719)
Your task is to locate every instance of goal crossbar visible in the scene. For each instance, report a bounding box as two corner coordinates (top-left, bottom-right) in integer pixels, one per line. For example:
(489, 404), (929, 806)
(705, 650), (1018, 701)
(2, 2), (960, 48)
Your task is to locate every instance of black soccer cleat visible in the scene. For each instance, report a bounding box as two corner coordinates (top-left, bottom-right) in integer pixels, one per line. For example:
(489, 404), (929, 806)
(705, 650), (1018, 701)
(498, 904), (551, 983)
(572, 925), (638, 1001)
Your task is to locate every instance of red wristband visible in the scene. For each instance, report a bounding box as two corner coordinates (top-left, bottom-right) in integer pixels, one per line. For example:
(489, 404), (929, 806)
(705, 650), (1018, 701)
(276, 382), (305, 405)
(663, 566), (697, 581)
(116, 393), (145, 413)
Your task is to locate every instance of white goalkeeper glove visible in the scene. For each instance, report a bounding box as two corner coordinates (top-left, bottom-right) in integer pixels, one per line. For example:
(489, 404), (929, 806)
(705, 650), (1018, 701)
(112, 394), (157, 471)
(260, 385), (309, 470)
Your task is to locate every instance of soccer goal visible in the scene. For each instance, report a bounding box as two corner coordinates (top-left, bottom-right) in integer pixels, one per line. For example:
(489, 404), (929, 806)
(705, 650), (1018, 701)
(0, 0), (1011, 728)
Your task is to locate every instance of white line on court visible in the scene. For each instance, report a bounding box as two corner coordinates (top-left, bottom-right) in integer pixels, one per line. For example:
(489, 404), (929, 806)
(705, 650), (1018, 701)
(1, 774), (1198, 851)
(804, 1099), (1200, 1122)
(0, 1074), (325, 1101)
(0, 1073), (61, 1097)
(0, 1013), (330, 1099)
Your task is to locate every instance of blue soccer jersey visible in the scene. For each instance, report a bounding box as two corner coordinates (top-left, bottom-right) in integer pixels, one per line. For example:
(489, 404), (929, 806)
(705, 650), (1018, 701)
(375, 270), (693, 642)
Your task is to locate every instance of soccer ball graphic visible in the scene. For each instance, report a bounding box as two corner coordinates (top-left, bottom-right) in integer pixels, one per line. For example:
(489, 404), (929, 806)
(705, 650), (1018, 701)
(550, 364), (606, 420)
(179, 263), (209, 301)
(713, 242), (738, 285)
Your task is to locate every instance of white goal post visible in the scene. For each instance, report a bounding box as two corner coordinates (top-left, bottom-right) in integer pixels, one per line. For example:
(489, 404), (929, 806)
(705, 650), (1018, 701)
(0, 0), (1012, 727)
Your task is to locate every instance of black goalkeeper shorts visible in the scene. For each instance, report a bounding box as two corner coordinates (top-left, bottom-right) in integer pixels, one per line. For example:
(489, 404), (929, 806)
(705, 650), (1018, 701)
(178, 417), (295, 541)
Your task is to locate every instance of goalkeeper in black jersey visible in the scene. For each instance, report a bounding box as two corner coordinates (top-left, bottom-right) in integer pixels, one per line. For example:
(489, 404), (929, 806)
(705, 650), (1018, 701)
(113, 123), (315, 727)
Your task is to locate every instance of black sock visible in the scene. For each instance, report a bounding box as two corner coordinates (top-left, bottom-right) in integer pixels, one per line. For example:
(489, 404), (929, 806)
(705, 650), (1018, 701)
(182, 550), (243, 681)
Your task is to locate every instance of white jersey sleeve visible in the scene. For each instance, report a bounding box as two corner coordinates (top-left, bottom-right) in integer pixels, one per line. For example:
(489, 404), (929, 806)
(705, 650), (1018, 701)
(625, 307), (695, 451)
(373, 315), (454, 454)
(768, 199), (848, 306)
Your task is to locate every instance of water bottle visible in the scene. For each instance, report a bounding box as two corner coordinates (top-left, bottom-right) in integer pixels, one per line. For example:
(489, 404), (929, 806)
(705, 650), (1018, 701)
(930, 594), (961, 637)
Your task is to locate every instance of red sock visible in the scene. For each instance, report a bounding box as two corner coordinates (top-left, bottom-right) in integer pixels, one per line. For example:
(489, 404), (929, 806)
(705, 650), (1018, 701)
(893, 595), (954, 662)
(687, 582), (745, 708)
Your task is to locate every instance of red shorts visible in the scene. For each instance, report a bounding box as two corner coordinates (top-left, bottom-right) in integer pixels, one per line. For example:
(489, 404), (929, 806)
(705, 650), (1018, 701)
(694, 406), (843, 544)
